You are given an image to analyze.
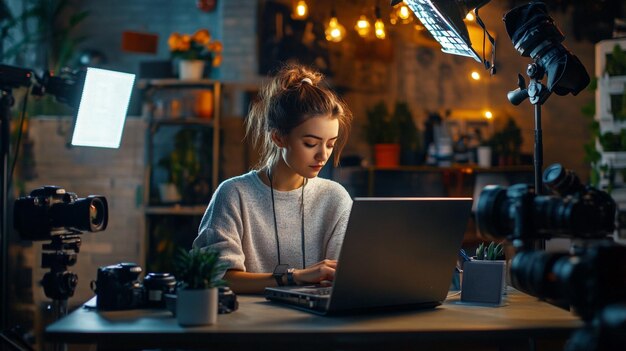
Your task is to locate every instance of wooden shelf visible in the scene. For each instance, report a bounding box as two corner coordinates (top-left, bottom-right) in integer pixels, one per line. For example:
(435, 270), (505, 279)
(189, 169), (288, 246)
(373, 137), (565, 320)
(144, 205), (206, 216)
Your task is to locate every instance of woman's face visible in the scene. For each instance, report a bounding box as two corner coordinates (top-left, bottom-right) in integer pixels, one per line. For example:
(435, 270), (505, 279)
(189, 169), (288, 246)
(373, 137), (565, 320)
(276, 114), (339, 179)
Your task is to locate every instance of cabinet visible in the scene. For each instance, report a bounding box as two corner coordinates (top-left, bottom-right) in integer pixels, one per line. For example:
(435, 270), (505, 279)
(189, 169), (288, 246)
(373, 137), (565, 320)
(139, 79), (221, 272)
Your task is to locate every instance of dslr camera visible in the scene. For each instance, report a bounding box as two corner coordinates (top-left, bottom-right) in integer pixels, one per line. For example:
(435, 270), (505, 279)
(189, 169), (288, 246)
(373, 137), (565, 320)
(476, 163), (626, 350)
(91, 263), (176, 311)
(14, 185), (108, 241)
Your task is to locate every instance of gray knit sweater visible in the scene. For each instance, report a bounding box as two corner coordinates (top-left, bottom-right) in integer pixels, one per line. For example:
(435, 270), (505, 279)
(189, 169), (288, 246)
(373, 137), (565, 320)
(193, 170), (353, 273)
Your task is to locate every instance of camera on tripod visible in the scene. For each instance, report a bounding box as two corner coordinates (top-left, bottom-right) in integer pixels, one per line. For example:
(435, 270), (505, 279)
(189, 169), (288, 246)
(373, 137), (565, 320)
(13, 186), (108, 306)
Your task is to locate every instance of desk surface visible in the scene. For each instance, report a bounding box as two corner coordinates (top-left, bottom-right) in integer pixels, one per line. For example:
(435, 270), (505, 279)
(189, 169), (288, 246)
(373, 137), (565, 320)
(45, 289), (581, 350)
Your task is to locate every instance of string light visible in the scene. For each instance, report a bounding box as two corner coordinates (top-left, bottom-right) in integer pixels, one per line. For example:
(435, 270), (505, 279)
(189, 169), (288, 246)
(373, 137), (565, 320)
(471, 71), (480, 80)
(484, 111), (493, 119)
(465, 12), (475, 21)
(325, 7), (345, 42)
(390, 1), (413, 25)
(292, 1), (309, 20)
(374, 5), (386, 39)
(355, 15), (371, 37)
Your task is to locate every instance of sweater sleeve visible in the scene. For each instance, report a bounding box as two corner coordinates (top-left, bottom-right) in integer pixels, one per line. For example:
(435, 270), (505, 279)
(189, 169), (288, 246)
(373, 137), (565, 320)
(193, 181), (246, 272)
(323, 186), (353, 259)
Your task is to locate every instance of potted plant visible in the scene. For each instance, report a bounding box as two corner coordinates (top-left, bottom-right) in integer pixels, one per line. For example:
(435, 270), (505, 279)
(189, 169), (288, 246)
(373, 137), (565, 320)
(393, 102), (421, 165)
(173, 247), (229, 326)
(168, 28), (223, 80)
(157, 128), (211, 204)
(365, 101), (401, 167)
(460, 241), (507, 305)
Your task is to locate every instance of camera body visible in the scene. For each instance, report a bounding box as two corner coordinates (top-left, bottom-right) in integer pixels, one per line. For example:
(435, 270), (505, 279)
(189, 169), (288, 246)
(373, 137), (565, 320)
(476, 164), (616, 244)
(92, 263), (177, 311)
(92, 263), (145, 311)
(14, 185), (108, 241)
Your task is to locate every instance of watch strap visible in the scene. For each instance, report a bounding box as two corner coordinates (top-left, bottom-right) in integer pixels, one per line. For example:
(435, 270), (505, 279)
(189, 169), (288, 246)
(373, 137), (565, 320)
(273, 264), (289, 286)
(286, 268), (296, 286)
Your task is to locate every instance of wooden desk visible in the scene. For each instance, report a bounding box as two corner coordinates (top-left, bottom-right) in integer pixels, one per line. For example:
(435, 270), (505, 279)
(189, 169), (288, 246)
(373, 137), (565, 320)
(45, 289), (581, 350)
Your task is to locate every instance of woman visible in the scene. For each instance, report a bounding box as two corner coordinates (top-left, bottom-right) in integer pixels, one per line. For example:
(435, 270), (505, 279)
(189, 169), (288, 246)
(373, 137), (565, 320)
(193, 63), (353, 294)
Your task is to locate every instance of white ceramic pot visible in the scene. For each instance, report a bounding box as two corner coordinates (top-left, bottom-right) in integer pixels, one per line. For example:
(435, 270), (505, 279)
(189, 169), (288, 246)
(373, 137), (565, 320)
(477, 146), (492, 167)
(178, 60), (205, 80)
(176, 288), (218, 326)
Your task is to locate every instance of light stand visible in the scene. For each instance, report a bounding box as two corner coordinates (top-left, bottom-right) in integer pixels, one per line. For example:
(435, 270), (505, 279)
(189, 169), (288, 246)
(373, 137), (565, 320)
(507, 62), (552, 195)
(507, 62), (552, 251)
(1, 87), (17, 332)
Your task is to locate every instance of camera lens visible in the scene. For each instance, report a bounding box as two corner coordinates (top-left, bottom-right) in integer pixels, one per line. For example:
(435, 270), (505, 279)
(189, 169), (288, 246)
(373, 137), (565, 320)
(52, 195), (108, 233)
(543, 163), (583, 196)
(475, 185), (515, 240)
(144, 273), (177, 308)
(510, 250), (568, 300)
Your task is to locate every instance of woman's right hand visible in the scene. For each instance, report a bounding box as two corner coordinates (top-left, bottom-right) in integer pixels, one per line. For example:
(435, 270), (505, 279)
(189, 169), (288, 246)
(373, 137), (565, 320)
(293, 259), (337, 285)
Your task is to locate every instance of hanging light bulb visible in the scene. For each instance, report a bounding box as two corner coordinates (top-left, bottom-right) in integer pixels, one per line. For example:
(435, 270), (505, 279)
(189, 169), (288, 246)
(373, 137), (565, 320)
(325, 9), (345, 42)
(292, 0), (308, 20)
(465, 12), (475, 21)
(355, 15), (371, 38)
(391, 1), (413, 25)
(374, 5), (386, 39)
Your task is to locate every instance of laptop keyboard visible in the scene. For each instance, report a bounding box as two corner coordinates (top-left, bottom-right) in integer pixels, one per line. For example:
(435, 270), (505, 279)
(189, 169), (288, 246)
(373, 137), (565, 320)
(298, 287), (332, 296)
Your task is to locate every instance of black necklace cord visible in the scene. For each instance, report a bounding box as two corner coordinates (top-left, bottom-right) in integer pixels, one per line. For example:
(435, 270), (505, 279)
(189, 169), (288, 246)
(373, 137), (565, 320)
(267, 168), (306, 269)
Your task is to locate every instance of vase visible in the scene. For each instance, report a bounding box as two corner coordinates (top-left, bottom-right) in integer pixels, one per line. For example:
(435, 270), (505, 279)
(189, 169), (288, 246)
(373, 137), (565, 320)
(176, 288), (218, 326)
(194, 89), (214, 119)
(178, 60), (205, 80)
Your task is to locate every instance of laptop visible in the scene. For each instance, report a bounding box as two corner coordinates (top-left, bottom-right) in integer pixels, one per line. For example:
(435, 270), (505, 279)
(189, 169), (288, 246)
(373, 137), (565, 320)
(265, 197), (472, 315)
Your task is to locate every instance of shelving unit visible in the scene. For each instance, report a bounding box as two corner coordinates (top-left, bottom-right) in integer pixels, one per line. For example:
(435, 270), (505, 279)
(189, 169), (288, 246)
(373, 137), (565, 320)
(594, 38), (626, 243)
(139, 79), (221, 272)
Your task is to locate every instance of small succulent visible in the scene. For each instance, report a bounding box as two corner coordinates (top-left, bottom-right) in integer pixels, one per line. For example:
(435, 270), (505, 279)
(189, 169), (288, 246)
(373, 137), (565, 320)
(475, 241), (505, 260)
(173, 247), (229, 290)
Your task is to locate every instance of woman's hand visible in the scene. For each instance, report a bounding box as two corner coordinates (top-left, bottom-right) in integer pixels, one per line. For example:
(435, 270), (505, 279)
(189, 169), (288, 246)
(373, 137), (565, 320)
(293, 259), (337, 285)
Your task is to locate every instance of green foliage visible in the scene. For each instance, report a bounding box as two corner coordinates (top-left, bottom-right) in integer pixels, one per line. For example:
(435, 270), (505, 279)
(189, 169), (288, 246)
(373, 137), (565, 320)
(393, 102), (420, 152)
(605, 45), (626, 77)
(485, 117), (522, 159)
(173, 247), (229, 290)
(364, 101), (399, 145)
(158, 129), (202, 196)
(475, 241), (504, 260)
(1, 0), (89, 71)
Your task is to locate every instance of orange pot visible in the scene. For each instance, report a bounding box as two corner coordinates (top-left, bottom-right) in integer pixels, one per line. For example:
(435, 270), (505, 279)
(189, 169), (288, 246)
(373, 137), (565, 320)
(374, 143), (401, 168)
(194, 90), (214, 119)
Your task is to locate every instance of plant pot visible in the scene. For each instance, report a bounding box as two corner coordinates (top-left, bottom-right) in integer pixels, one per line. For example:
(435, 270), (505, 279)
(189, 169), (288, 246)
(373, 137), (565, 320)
(477, 146), (492, 167)
(159, 183), (181, 203)
(176, 288), (218, 326)
(178, 60), (205, 80)
(460, 260), (506, 305)
(374, 143), (401, 168)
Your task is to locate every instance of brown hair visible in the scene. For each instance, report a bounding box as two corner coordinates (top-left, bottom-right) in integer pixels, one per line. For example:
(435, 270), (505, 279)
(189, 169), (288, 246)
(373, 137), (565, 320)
(246, 63), (353, 169)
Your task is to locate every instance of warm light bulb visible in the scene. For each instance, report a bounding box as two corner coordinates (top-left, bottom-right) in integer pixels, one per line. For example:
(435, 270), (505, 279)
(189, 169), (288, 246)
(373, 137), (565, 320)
(465, 12), (475, 21)
(471, 71), (480, 80)
(292, 1), (308, 20)
(484, 111), (493, 119)
(355, 15), (371, 37)
(374, 19), (386, 39)
(398, 5), (411, 20)
(325, 17), (346, 42)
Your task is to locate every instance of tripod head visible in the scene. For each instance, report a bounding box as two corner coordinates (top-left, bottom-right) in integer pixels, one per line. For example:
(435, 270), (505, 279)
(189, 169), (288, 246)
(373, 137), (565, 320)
(507, 62), (552, 107)
(40, 235), (81, 302)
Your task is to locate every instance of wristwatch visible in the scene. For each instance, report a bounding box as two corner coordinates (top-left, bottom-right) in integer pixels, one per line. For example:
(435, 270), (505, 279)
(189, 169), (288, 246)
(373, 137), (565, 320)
(273, 264), (289, 286)
(286, 268), (296, 286)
